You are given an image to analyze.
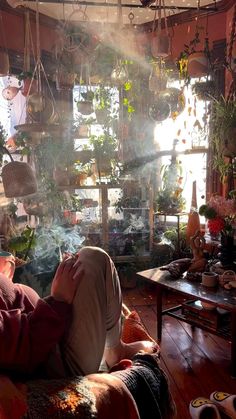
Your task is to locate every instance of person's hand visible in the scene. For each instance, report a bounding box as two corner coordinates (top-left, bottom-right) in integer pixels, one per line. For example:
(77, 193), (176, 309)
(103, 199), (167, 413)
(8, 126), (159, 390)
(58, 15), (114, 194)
(51, 255), (84, 304)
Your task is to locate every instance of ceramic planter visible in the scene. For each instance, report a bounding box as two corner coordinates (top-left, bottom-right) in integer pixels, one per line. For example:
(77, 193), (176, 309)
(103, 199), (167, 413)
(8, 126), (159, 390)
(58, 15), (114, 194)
(187, 52), (210, 78)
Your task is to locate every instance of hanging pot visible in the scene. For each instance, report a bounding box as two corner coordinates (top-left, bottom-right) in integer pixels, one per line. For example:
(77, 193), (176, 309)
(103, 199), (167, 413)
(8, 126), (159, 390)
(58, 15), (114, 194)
(148, 97), (170, 122)
(2, 86), (20, 101)
(27, 93), (56, 124)
(111, 62), (129, 84)
(55, 69), (76, 91)
(159, 88), (185, 117)
(187, 52), (210, 78)
(149, 67), (167, 93)
(0, 50), (9, 76)
(1, 148), (37, 198)
(151, 33), (170, 58)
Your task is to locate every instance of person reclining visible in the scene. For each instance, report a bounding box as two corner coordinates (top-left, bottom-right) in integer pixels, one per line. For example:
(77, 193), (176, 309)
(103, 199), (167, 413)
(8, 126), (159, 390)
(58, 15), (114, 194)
(0, 246), (158, 379)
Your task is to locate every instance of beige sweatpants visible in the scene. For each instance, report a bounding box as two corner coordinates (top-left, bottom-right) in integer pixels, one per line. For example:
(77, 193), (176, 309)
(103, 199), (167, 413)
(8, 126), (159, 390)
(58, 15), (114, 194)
(61, 246), (123, 376)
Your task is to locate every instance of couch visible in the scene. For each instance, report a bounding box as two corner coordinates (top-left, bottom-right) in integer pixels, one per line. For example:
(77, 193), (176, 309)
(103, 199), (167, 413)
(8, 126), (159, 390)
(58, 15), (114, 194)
(0, 308), (176, 419)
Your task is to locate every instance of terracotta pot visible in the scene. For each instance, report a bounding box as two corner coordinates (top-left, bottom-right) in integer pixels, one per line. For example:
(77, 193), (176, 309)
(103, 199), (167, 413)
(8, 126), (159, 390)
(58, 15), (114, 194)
(53, 168), (70, 186)
(75, 125), (90, 138)
(21, 78), (37, 97)
(187, 52), (210, 78)
(2, 161), (37, 198)
(151, 33), (170, 58)
(76, 172), (87, 186)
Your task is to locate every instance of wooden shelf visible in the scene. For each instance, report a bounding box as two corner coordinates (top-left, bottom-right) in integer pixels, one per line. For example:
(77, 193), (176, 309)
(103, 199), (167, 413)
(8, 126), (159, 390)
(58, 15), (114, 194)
(164, 305), (231, 340)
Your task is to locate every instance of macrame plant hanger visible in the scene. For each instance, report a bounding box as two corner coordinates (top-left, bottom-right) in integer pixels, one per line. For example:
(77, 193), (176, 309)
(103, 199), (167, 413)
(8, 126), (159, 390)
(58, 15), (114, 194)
(151, 0), (170, 59)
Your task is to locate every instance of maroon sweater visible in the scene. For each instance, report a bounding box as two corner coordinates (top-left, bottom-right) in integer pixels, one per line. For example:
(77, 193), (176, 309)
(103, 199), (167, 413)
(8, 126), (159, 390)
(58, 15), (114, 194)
(0, 275), (71, 378)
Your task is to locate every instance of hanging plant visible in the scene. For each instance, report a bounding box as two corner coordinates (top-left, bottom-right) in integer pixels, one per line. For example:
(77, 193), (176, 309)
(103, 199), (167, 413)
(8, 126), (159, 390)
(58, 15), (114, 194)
(177, 16), (212, 82)
(210, 96), (236, 179)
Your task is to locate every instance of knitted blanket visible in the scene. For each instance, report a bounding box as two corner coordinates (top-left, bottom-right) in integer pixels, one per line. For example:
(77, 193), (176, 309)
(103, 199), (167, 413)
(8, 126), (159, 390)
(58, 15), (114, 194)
(112, 353), (176, 419)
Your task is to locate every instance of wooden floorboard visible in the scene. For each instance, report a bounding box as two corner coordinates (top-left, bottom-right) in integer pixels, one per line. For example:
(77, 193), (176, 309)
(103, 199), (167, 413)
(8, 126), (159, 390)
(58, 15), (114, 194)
(122, 281), (236, 419)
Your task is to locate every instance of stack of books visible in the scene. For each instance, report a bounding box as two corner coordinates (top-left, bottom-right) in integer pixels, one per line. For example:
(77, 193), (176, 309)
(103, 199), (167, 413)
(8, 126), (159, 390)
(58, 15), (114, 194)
(181, 300), (230, 332)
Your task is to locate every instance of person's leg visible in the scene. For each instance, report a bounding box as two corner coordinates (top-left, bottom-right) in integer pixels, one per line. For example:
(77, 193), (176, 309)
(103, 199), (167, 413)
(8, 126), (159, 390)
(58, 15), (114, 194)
(61, 246), (122, 376)
(61, 246), (157, 376)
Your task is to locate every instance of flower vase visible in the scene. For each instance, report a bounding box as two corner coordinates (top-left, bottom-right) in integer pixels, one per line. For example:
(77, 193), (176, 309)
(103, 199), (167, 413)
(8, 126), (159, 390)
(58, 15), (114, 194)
(218, 234), (235, 268)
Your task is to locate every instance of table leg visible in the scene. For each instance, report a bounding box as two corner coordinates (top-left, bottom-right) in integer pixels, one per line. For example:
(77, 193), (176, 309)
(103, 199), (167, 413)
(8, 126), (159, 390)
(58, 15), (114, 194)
(231, 311), (236, 378)
(156, 285), (163, 342)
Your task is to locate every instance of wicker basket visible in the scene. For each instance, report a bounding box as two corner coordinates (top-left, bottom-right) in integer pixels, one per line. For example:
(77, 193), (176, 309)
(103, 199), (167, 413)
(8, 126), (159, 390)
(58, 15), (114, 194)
(2, 154), (37, 198)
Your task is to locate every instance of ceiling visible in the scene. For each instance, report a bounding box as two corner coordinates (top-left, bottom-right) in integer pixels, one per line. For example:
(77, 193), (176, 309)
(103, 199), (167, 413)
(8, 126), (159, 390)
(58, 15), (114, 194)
(10, 0), (220, 25)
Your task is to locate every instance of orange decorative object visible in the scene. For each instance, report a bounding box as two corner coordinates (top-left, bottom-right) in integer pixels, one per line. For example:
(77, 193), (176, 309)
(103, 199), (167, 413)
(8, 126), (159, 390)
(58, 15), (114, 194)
(186, 181), (201, 244)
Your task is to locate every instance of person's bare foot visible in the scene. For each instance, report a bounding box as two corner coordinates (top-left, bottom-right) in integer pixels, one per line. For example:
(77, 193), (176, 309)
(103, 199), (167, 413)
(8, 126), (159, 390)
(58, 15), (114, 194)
(104, 340), (159, 369)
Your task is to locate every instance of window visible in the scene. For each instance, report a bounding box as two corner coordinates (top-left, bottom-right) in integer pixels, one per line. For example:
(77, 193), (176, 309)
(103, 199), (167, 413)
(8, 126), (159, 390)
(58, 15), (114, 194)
(154, 79), (209, 213)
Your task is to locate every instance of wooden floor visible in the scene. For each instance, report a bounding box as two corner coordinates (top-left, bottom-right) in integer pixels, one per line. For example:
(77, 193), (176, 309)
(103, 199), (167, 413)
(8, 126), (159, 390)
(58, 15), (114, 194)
(122, 279), (236, 419)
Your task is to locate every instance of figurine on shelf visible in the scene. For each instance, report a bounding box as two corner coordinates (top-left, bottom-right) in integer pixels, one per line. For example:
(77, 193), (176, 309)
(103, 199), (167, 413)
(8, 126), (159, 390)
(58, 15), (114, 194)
(188, 230), (208, 273)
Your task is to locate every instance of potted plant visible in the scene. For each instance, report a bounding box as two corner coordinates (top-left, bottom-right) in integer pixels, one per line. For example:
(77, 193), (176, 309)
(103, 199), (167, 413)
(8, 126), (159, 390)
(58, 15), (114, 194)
(117, 262), (137, 289)
(89, 130), (118, 180)
(178, 32), (211, 81)
(94, 86), (113, 124)
(7, 225), (36, 262)
(155, 149), (186, 214)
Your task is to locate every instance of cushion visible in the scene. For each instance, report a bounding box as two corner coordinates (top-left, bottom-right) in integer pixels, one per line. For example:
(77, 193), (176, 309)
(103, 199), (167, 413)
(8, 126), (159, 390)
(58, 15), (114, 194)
(121, 307), (160, 354)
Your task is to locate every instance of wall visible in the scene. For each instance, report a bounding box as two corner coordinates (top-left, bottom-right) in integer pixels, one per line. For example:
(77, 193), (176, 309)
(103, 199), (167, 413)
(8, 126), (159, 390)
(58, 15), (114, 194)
(0, 5), (58, 55)
(225, 3), (236, 96)
(0, 1), (230, 64)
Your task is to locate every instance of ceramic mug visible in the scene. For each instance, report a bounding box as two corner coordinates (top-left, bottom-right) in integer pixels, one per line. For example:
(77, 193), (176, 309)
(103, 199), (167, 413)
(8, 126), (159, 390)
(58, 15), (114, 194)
(0, 251), (15, 280)
(202, 271), (218, 288)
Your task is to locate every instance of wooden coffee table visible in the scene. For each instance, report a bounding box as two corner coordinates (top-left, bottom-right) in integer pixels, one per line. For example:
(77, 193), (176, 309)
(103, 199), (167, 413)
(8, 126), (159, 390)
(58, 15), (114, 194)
(137, 268), (236, 378)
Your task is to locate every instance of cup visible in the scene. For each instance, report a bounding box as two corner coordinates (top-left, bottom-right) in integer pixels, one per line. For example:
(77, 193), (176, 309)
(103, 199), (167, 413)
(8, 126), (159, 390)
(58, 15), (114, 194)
(202, 271), (218, 288)
(0, 251), (15, 280)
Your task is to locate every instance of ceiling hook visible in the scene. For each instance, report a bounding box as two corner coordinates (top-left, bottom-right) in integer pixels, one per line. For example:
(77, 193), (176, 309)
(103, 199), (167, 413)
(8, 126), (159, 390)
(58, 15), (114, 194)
(128, 11), (135, 25)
